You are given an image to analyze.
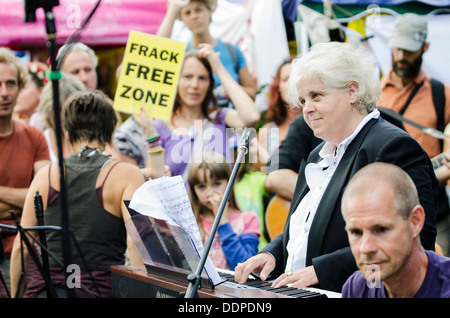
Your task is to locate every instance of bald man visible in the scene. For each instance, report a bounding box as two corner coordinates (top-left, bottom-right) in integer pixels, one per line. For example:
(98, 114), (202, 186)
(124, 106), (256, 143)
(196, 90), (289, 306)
(341, 162), (450, 298)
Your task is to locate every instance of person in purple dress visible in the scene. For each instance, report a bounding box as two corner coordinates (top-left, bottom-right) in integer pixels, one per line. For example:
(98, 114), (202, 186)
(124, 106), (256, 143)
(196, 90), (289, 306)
(152, 45), (259, 180)
(341, 162), (450, 298)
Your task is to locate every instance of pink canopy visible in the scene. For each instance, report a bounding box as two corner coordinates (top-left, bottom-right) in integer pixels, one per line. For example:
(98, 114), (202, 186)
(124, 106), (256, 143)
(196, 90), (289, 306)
(1, 0), (167, 47)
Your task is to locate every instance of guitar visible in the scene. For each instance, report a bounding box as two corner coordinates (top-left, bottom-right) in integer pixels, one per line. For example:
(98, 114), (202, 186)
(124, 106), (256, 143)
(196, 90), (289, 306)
(431, 151), (448, 170)
(265, 195), (291, 240)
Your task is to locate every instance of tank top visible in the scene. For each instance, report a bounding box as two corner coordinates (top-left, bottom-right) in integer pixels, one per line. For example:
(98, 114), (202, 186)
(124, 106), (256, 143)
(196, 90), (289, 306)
(44, 148), (126, 272)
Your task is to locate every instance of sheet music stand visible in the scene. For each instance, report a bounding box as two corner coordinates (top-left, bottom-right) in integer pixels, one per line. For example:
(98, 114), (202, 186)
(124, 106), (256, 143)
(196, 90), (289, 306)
(124, 202), (224, 290)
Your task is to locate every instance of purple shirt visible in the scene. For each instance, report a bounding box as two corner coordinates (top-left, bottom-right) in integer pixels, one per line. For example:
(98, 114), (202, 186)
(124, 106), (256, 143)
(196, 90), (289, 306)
(154, 108), (230, 178)
(342, 250), (450, 298)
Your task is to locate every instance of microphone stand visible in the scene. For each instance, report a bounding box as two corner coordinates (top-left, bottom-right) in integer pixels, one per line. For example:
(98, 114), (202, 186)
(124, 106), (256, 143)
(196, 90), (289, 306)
(24, 0), (72, 296)
(1, 212), (60, 298)
(184, 128), (254, 298)
(34, 191), (52, 297)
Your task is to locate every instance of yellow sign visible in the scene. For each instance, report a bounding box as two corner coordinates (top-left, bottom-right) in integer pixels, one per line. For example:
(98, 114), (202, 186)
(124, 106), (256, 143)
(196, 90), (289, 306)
(114, 31), (186, 120)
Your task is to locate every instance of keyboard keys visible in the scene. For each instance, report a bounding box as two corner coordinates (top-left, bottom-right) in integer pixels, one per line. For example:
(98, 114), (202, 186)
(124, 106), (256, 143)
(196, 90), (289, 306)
(218, 272), (327, 298)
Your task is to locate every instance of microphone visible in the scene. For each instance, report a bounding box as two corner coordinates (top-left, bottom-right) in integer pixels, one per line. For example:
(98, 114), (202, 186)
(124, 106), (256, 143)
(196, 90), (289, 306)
(183, 128), (255, 298)
(24, 0), (60, 22)
(237, 127), (256, 155)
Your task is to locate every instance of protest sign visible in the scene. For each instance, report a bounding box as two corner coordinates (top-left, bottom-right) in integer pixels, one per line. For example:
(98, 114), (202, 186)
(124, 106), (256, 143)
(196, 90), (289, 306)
(114, 30), (186, 120)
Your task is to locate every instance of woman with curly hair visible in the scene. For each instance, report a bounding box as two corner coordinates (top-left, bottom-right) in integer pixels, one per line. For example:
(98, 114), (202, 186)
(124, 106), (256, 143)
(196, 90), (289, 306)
(258, 57), (300, 163)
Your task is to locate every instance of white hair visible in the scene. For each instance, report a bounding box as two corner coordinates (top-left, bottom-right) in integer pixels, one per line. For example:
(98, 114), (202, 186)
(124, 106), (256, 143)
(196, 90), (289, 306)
(286, 42), (380, 112)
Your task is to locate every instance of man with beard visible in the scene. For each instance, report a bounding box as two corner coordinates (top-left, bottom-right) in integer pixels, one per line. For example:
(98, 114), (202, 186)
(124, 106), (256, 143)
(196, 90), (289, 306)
(377, 13), (450, 255)
(378, 13), (450, 159)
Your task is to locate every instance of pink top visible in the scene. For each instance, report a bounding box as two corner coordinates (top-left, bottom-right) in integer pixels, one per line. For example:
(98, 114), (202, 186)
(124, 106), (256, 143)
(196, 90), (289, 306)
(200, 209), (260, 269)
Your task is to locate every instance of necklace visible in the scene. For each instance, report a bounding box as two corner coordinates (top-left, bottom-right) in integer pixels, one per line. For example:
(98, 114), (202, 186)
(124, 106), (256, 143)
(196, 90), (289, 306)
(176, 111), (203, 140)
(78, 145), (107, 159)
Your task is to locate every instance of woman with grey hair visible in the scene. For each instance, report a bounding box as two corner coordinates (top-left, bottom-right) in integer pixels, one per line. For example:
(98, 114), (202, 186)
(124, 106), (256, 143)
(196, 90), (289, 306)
(286, 42), (380, 113)
(235, 41), (437, 293)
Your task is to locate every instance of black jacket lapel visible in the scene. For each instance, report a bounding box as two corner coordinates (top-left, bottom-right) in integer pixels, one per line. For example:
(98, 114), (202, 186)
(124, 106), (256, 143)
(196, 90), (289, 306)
(305, 118), (377, 261)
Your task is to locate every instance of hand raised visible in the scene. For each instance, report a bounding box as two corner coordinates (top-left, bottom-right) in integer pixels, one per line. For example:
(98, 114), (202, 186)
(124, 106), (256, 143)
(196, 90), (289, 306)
(198, 43), (222, 72)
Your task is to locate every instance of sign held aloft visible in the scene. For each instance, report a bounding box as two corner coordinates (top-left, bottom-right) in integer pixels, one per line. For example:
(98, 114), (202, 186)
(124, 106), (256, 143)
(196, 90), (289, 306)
(114, 31), (186, 120)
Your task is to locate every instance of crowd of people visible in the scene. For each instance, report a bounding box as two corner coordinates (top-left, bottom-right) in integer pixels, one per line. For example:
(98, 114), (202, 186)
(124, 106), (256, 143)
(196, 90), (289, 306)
(0, 0), (449, 298)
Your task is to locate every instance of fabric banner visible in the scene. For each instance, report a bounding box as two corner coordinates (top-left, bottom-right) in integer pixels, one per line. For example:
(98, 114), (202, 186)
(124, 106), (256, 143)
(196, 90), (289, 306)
(296, 5), (450, 85)
(2, 0), (289, 87)
(1, 0), (167, 47)
(303, 0), (450, 6)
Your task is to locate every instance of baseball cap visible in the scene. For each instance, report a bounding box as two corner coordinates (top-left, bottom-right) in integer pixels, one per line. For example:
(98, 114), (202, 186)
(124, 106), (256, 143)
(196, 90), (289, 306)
(388, 13), (427, 52)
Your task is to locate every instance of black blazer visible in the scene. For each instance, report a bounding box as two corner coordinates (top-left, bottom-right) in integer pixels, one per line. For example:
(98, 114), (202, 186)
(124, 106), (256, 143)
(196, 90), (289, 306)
(262, 116), (438, 292)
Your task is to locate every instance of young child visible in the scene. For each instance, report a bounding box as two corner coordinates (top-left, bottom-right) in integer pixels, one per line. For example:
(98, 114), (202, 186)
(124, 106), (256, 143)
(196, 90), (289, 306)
(187, 152), (260, 270)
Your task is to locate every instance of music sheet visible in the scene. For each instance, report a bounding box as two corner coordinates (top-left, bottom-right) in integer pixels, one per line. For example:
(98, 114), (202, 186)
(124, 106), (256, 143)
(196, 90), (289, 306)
(129, 175), (222, 286)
